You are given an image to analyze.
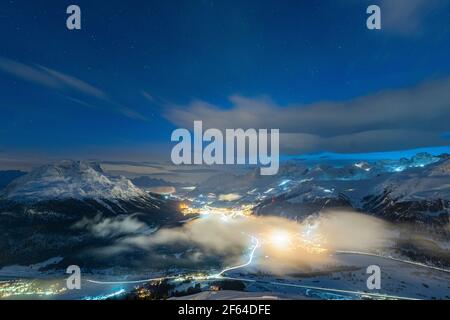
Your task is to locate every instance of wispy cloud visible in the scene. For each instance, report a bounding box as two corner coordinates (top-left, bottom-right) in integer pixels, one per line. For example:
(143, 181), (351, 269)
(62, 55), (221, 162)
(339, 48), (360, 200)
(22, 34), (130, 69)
(141, 91), (156, 103)
(0, 57), (61, 89)
(380, 0), (446, 35)
(73, 214), (148, 238)
(0, 56), (148, 121)
(164, 78), (450, 154)
(141, 90), (170, 110)
(38, 65), (108, 100)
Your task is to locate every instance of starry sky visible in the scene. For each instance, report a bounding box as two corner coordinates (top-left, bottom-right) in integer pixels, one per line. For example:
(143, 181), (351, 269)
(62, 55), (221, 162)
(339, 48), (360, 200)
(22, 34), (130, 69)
(1, 0), (450, 168)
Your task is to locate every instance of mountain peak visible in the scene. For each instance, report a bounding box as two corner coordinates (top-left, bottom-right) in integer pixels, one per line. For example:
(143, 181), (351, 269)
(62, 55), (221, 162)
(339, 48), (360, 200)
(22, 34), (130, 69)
(1, 160), (146, 202)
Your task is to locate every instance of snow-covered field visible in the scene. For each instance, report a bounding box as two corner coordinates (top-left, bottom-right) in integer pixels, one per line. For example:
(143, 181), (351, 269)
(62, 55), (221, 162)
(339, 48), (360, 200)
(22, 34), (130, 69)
(1, 250), (448, 300)
(169, 252), (450, 300)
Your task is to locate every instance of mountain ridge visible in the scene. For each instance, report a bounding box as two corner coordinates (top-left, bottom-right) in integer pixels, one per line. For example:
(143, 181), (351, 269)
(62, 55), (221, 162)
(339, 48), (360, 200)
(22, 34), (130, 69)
(1, 160), (147, 203)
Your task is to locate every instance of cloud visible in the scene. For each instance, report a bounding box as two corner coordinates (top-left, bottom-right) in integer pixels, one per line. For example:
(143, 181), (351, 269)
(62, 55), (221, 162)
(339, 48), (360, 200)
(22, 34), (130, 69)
(164, 78), (450, 154)
(146, 186), (176, 195)
(141, 91), (156, 103)
(73, 214), (148, 238)
(0, 56), (147, 121)
(0, 57), (61, 89)
(38, 65), (108, 100)
(97, 211), (391, 274)
(380, 0), (446, 35)
(218, 193), (242, 201)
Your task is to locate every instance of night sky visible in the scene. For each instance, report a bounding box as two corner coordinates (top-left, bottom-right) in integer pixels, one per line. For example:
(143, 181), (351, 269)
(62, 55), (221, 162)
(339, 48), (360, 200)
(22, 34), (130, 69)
(1, 0), (450, 167)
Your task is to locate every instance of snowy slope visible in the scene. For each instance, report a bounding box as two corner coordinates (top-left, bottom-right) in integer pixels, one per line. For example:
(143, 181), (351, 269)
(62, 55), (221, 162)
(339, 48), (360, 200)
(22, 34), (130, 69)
(362, 160), (450, 226)
(373, 159), (450, 201)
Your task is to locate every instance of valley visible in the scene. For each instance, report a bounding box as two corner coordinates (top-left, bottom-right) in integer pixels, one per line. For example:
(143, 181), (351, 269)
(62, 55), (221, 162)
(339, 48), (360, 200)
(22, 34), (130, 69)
(0, 154), (448, 300)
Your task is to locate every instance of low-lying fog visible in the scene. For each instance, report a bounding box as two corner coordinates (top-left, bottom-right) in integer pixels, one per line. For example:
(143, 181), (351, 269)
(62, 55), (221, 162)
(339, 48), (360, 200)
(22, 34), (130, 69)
(83, 210), (416, 274)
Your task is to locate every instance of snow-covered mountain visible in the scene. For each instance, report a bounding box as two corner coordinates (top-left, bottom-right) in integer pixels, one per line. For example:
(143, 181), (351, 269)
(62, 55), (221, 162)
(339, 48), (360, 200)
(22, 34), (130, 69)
(225, 154), (450, 228)
(195, 153), (442, 199)
(371, 159), (450, 201)
(363, 159), (450, 226)
(0, 161), (186, 268)
(0, 160), (188, 220)
(2, 160), (146, 202)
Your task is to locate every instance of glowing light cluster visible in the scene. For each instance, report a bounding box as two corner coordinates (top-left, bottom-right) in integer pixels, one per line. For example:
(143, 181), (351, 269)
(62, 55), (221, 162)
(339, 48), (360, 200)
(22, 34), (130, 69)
(299, 221), (328, 254)
(261, 223), (328, 254)
(0, 280), (66, 298)
(268, 230), (292, 249)
(83, 288), (126, 300)
(180, 202), (254, 219)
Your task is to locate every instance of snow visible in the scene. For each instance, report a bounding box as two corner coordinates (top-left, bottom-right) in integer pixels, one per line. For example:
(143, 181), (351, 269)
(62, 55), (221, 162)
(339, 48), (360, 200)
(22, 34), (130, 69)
(0, 257), (63, 278)
(374, 159), (450, 201)
(214, 252), (450, 300)
(1, 160), (146, 202)
(169, 290), (296, 300)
